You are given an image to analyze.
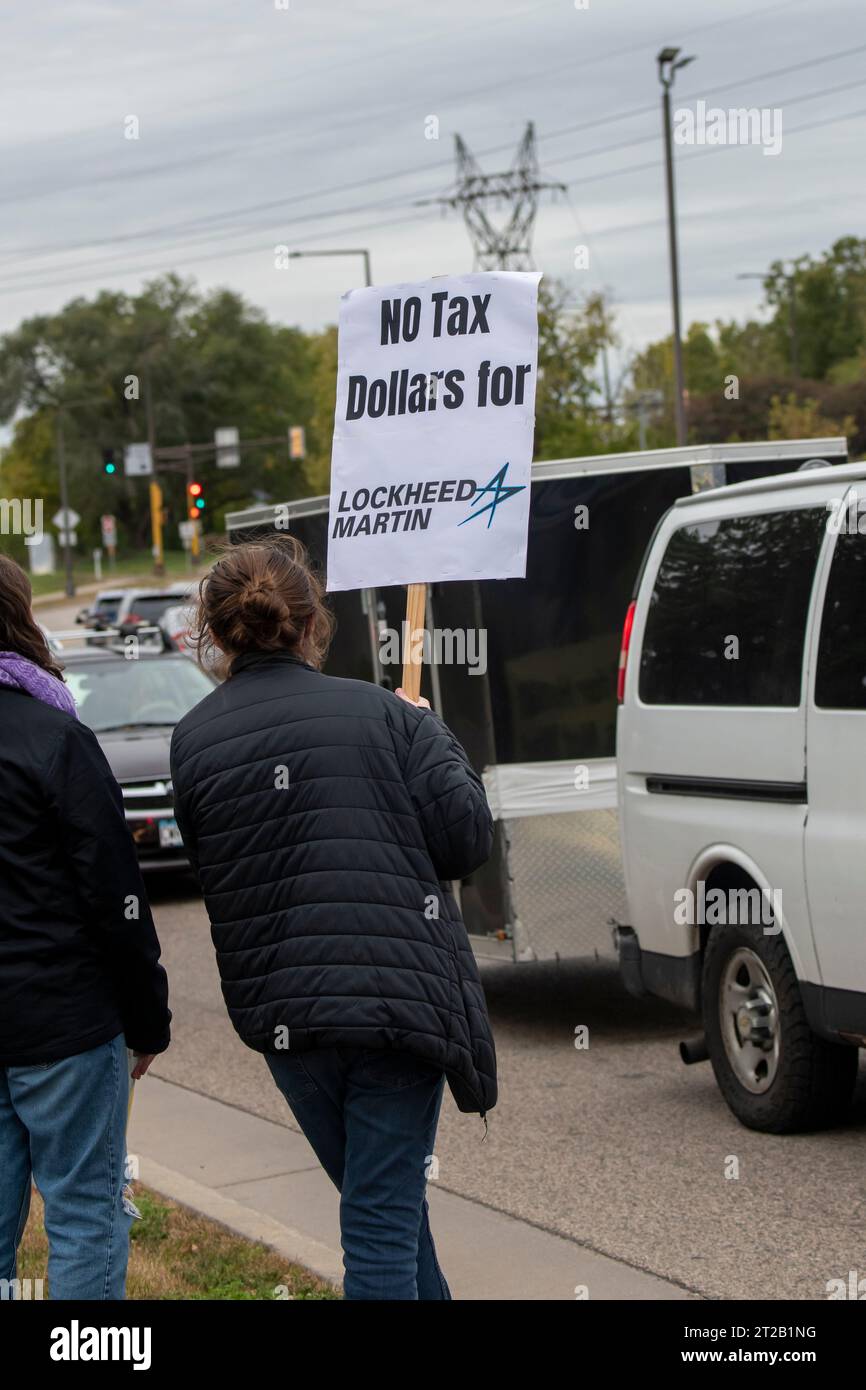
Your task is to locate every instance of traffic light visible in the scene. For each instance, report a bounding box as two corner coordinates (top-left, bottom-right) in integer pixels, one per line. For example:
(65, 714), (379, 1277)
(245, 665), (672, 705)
(102, 448), (117, 476)
(187, 480), (205, 520)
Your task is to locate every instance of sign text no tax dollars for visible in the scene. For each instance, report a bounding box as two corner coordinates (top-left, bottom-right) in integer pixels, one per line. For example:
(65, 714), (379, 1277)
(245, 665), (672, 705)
(326, 271), (541, 593)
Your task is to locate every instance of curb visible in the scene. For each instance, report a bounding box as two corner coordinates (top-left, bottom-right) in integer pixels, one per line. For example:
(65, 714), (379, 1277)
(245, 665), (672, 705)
(139, 1154), (344, 1288)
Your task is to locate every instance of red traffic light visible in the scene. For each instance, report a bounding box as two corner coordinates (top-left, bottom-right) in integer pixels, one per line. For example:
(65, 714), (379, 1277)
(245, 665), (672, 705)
(188, 481), (203, 498)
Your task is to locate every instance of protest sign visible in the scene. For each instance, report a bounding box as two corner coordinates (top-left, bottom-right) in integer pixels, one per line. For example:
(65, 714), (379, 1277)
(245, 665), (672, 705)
(327, 270), (541, 693)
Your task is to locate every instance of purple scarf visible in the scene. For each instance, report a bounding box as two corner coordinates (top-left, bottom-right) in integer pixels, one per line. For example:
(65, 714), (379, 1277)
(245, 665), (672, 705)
(0, 652), (78, 719)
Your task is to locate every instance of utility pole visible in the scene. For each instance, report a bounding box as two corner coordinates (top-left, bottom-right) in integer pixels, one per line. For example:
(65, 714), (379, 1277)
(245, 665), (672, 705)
(657, 47), (695, 447)
(54, 412), (75, 598)
(52, 394), (103, 598)
(143, 366), (165, 576)
(421, 122), (565, 270)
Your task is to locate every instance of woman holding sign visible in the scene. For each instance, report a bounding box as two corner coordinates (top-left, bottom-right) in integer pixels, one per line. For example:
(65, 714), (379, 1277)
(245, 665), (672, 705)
(171, 538), (497, 1301)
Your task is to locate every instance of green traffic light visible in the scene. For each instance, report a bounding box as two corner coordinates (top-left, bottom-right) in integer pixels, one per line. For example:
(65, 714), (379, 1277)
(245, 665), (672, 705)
(105, 462), (116, 475)
(195, 497), (205, 509)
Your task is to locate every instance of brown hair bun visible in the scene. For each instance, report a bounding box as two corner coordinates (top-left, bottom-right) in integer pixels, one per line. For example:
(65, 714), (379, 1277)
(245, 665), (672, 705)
(191, 536), (334, 673)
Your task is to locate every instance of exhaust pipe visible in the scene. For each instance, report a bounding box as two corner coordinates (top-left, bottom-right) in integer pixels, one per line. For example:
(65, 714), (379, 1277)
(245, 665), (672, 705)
(679, 1035), (709, 1065)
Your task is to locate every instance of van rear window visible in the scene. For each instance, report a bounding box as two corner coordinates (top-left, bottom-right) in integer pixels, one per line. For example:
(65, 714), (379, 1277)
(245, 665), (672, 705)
(816, 530), (866, 709)
(639, 507), (825, 706)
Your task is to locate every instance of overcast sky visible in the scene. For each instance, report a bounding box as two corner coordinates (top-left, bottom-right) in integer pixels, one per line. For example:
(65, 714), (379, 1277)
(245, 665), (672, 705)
(1, 0), (864, 371)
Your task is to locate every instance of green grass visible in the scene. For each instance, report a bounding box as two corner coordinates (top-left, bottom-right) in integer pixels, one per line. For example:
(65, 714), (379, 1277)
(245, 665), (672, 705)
(28, 549), (208, 597)
(18, 1186), (339, 1301)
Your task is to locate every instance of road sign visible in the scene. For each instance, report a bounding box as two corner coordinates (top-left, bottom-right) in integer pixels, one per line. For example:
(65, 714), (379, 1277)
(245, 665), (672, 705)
(178, 519), (200, 551)
(289, 426), (306, 460)
(100, 513), (117, 548)
(52, 507), (80, 530)
(57, 530), (78, 547)
(28, 533), (56, 576)
(124, 442), (153, 477)
(215, 426), (240, 469)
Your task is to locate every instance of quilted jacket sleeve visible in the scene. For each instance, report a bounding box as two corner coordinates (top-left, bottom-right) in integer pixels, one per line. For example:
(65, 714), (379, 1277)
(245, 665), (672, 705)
(402, 708), (494, 881)
(169, 738), (200, 880)
(47, 719), (171, 1056)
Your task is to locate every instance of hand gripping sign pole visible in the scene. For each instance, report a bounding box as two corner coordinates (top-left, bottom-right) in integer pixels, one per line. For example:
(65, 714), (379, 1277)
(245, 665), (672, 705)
(327, 271), (541, 698)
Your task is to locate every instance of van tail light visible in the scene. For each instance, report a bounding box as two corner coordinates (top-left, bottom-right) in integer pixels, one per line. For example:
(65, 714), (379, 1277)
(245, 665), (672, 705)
(617, 600), (637, 704)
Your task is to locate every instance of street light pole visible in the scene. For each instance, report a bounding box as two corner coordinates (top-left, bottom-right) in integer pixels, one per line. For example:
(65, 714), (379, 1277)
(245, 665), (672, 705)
(657, 46), (695, 448)
(287, 248), (372, 287)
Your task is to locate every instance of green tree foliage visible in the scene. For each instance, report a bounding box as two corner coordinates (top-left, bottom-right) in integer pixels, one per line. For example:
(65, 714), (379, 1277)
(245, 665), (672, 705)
(764, 239), (866, 380)
(533, 281), (627, 459)
(0, 275), (316, 550)
(767, 392), (856, 444)
(629, 237), (866, 451)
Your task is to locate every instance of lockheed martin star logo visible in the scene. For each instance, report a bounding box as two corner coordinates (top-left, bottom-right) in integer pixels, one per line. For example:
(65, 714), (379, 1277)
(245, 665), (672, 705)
(459, 462), (525, 529)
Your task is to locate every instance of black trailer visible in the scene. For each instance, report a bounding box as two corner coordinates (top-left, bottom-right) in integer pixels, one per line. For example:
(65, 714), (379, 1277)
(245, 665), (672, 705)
(225, 436), (847, 964)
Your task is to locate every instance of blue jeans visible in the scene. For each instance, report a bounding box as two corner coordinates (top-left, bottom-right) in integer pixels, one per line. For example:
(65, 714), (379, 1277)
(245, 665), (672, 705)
(0, 1034), (132, 1300)
(267, 1046), (451, 1301)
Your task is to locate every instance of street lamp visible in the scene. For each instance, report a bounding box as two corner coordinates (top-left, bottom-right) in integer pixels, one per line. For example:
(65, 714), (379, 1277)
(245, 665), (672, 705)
(657, 45), (695, 447)
(737, 269), (799, 375)
(287, 248), (372, 288)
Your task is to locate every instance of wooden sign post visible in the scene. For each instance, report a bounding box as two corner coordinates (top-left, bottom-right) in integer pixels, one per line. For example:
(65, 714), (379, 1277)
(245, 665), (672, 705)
(401, 582), (427, 701)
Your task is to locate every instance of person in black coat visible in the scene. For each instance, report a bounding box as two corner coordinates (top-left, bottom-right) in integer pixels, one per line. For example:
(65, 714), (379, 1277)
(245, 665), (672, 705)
(170, 537), (497, 1300)
(0, 555), (170, 1301)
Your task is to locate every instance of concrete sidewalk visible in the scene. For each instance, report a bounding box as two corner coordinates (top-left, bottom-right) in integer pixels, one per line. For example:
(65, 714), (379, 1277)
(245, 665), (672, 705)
(129, 1076), (695, 1301)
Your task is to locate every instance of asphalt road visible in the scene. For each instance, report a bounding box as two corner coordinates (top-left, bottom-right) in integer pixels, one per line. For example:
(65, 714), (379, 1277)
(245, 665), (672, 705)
(145, 872), (866, 1301)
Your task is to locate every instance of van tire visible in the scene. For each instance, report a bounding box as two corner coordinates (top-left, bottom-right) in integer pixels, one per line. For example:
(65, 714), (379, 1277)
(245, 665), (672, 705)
(702, 921), (857, 1133)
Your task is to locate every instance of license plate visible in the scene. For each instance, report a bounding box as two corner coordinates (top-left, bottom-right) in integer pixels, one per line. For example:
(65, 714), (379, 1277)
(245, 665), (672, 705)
(158, 818), (183, 849)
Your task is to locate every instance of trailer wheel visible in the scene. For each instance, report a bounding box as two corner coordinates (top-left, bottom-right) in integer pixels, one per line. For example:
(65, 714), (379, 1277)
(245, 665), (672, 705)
(702, 919), (857, 1133)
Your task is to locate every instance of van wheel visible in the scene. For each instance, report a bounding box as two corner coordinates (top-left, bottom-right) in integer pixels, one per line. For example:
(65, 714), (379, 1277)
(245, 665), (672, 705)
(702, 921), (857, 1133)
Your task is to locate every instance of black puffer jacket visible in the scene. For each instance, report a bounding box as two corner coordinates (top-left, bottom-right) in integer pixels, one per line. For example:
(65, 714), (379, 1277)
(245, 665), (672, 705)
(170, 652), (497, 1114)
(0, 687), (171, 1066)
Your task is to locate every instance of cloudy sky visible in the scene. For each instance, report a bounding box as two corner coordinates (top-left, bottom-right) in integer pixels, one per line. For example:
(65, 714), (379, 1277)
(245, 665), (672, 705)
(1, 0), (864, 368)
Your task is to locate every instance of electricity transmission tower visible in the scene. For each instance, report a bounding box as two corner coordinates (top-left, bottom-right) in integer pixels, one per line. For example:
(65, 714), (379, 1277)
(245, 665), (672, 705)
(423, 122), (565, 270)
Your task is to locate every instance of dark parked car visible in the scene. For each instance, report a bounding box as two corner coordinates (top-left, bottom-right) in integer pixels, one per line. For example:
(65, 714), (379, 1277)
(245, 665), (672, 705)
(63, 648), (216, 868)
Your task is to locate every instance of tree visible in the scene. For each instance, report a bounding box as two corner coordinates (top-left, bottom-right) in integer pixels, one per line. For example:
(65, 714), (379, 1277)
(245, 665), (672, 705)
(767, 393), (856, 446)
(533, 281), (626, 459)
(764, 239), (866, 380)
(627, 236), (866, 447)
(301, 325), (338, 496)
(0, 276), (318, 550)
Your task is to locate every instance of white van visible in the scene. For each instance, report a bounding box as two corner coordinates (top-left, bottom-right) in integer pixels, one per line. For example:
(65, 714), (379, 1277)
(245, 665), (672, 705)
(616, 460), (866, 1133)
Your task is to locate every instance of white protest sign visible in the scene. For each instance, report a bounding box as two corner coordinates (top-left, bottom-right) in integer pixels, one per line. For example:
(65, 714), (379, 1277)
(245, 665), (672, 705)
(326, 271), (541, 593)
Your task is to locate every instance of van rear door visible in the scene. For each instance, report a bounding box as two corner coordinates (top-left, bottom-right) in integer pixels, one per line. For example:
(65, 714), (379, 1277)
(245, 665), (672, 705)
(804, 490), (866, 1023)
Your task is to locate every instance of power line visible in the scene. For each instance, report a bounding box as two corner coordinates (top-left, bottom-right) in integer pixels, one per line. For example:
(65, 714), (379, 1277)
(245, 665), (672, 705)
(2, 82), (865, 298)
(542, 72), (866, 176)
(2, 39), (862, 273)
(0, 0), (818, 218)
(0, 211), (436, 299)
